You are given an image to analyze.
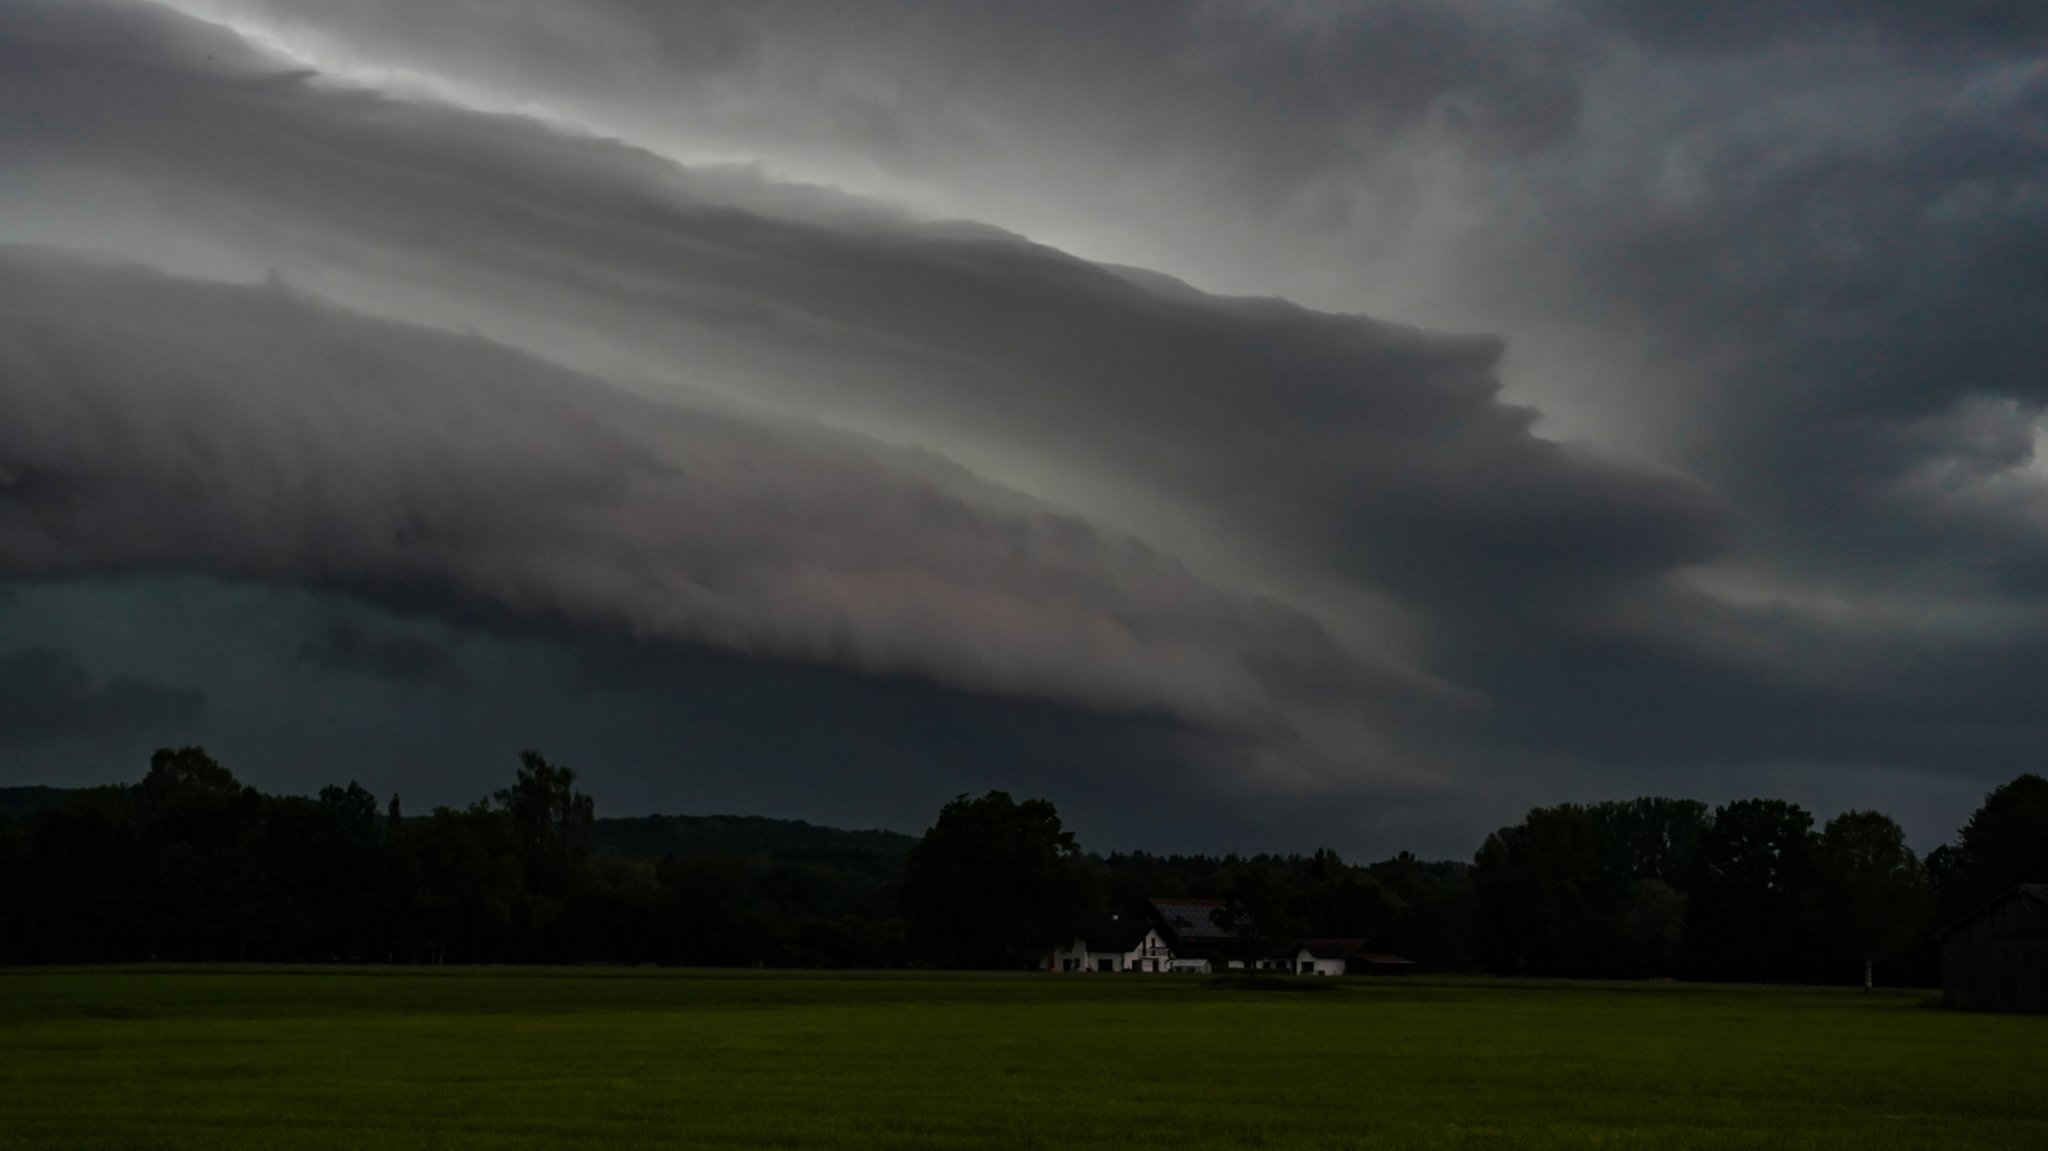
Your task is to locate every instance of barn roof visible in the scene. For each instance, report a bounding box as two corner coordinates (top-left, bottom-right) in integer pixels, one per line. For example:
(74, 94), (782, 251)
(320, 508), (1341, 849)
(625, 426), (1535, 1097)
(1149, 898), (1240, 941)
(1295, 938), (1372, 960)
(1934, 882), (2048, 940)
(1284, 938), (1417, 966)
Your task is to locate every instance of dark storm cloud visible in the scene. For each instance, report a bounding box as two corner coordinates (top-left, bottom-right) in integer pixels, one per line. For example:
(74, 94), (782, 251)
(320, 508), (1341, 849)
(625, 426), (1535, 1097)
(1575, 0), (2048, 55)
(164, 0), (1586, 166)
(0, 647), (204, 751)
(1, 576), (1368, 854)
(138, 0), (1592, 319)
(0, 2), (1724, 636)
(1522, 21), (2048, 625)
(295, 622), (464, 689)
(0, 247), (1475, 789)
(141, 0), (2045, 554)
(5, 0), (2047, 848)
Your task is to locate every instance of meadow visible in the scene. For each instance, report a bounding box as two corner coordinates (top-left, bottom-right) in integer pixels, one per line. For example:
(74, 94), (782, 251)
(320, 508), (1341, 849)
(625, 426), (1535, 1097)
(0, 968), (2042, 1150)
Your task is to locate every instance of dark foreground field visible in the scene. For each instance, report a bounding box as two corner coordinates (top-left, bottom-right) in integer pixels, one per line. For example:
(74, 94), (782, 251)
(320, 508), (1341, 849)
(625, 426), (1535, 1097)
(0, 968), (2042, 1150)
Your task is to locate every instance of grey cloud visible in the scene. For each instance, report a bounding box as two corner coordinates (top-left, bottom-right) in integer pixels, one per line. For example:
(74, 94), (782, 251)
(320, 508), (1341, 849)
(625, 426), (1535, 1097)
(138, 0), (1589, 318)
(9, 0), (2046, 844)
(1574, 0), (2048, 55)
(0, 647), (204, 751)
(295, 621), (464, 688)
(125, 0), (2046, 485)
(165, 0), (1585, 166)
(1533, 36), (2048, 615)
(141, 0), (2046, 576)
(0, 2), (1751, 806)
(1, 576), (1421, 855)
(0, 247), (1454, 785)
(0, 3), (1726, 651)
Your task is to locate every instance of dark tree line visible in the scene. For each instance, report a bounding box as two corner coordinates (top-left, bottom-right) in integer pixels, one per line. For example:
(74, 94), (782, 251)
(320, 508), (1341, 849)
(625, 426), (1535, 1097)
(4, 751), (2044, 984)
(1468, 777), (2048, 985)
(899, 792), (1481, 971)
(896, 779), (2048, 985)
(0, 748), (908, 967)
(1086, 845), (1479, 971)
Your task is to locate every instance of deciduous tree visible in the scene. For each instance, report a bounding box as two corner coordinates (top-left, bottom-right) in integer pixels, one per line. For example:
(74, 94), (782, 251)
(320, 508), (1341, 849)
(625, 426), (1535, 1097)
(1687, 799), (1817, 982)
(494, 750), (595, 896)
(1941, 774), (2048, 918)
(901, 791), (1089, 969)
(1810, 810), (1927, 990)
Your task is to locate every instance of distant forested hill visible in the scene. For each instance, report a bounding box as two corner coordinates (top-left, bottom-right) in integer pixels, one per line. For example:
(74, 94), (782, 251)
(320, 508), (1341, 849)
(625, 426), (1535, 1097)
(0, 766), (917, 967)
(0, 784), (915, 862)
(0, 787), (76, 819)
(590, 813), (917, 864)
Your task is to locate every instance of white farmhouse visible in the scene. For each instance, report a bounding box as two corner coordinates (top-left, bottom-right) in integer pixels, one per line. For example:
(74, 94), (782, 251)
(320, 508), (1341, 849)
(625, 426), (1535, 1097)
(1043, 917), (1180, 973)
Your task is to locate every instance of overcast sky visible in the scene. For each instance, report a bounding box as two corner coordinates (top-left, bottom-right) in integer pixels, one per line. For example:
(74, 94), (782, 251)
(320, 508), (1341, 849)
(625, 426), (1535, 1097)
(2, 0), (2043, 855)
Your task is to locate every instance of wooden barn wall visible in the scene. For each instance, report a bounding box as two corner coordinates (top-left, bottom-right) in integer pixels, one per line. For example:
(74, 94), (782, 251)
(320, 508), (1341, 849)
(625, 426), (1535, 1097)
(1942, 893), (2048, 1014)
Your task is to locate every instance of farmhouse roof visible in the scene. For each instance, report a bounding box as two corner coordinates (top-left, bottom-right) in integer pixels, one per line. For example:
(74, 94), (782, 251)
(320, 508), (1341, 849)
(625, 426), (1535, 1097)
(1080, 917), (1156, 953)
(1274, 939), (1415, 967)
(1933, 882), (2048, 940)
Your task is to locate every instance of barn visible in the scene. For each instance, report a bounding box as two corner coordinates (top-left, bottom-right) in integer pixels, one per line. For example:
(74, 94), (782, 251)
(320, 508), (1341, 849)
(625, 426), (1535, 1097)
(1258, 939), (1416, 976)
(1938, 883), (2048, 1014)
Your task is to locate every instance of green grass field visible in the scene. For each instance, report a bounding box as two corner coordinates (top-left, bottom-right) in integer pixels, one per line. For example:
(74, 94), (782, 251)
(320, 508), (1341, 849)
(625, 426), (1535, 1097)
(1, 968), (2041, 1150)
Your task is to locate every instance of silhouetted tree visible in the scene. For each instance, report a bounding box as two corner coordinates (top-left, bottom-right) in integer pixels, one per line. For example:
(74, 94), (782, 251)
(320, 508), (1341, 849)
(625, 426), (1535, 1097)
(1473, 804), (1625, 976)
(1810, 810), (1928, 990)
(1618, 878), (1686, 977)
(1470, 798), (1710, 978)
(495, 750), (594, 898)
(1687, 799), (1817, 982)
(139, 746), (245, 807)
(0, 750), (1971, 981)
(0, 814), (22, 962)
(575, 854), (667, 963)
(399, 802), (521, 963)
(1940, 774), (2048, 919)
(900, 791), (1089, 969)
(1303, 849), (1402, 939)
(659, 851), (771, 966)
(1597, 798), (1709, 887)
(1212, 865), (1305, 969)
(132, 748), (271, 960)
(1367, 852), (1477, 971)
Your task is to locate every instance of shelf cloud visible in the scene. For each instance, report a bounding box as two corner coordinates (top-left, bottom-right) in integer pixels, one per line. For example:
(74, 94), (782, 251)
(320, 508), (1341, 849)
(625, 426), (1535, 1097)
(1, 0), (2043, 851)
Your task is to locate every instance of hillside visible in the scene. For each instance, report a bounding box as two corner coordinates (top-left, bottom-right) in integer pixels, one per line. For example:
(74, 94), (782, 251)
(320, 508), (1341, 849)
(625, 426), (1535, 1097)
(590, 813), (918, 864)
(0, 784), (914, 864)
(0, 787), (75, 819)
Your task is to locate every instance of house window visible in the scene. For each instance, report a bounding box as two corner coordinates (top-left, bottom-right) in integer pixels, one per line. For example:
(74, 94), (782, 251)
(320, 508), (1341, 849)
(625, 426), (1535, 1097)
(1097, 958), (1115, 973)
